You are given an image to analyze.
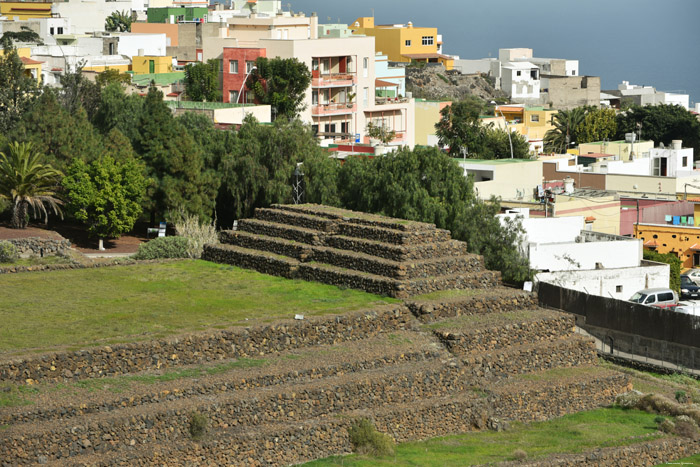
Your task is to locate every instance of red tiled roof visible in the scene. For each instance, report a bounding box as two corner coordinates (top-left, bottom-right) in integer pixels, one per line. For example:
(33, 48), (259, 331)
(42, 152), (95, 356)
(644, 240), (659, 247)
(375, 79), (398, 87)
(585, 216), (596, 222)
(20, 57), (44, 65)
(690, 243), (700, 251)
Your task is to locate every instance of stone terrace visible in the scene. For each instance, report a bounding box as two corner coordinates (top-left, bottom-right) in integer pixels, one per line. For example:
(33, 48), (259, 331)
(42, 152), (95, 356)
(203, 204), (499, 298)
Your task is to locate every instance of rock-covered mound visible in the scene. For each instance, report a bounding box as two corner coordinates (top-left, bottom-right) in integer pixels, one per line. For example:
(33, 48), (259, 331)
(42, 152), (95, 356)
(203, 204), (498, 298)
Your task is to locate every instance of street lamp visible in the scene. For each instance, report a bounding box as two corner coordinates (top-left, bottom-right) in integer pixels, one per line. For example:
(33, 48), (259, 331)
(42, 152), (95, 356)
(237, 65), (257, 105)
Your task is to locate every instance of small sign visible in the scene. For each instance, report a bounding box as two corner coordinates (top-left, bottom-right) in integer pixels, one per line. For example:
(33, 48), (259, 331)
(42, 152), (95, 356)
(294, 314), (304, 320)
(355, 133), (361, 143)
(523, 281), (533, 292)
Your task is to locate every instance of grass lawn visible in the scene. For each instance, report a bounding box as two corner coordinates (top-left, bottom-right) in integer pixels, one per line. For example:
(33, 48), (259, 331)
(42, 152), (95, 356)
(0, 255), (74, 267)
(0, 260), (398, 356)
(302, 408), (665, 466)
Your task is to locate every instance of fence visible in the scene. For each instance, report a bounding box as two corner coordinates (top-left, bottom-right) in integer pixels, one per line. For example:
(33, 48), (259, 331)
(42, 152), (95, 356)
(538, 282), (700, 371)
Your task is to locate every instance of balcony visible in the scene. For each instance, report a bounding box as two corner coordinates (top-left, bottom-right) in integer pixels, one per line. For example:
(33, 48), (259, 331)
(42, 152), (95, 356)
(312, 71), (357, 88)
(311, 103), (357, 116)
(375, 96), (410, 105)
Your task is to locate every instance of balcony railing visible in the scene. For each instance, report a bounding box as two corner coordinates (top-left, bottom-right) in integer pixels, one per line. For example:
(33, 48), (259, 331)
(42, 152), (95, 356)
(312, 71), (356, 87)
(375, 96), (410, 105)
(311, 103), (357, 116)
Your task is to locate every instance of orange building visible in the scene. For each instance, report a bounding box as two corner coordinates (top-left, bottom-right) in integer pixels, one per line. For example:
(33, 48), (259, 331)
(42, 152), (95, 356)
(635, 222), (700, 268)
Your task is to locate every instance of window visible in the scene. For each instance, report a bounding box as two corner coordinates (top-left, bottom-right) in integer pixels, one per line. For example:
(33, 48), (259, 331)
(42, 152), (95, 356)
(363, 87), (368, 106)
(421, 36), (434, 46)
(363, 57), (368, 78)
(616, 285), (623, 293)
(57, 27), (63, 34)
(108, 42), (115, 55)
(324, 123), (336, 134)
(530, 114), (539, 123)
(516, 70), (521, 77)
(50, 27), (54, 35)
(229, 60), (238, 74)
(245, 90), (254, 103)
(683, 156), (688, 167)
(341, 122), (349, 134)
(229, 90), (239, 103)
(246, 60), (255, 74)
(405, 40), (411, 47)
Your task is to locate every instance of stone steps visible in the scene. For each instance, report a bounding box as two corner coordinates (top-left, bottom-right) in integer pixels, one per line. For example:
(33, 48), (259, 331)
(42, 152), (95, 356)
(1, 331), (446, 426)
(219, 230), (312, 261)
(462, 334), (598, 379)
(237, 218), (325, 246)
(324, 234), (469, 262)
(430, 308), (575, 354)
(201, 243), (299, 278)
(254, 207), (339, 233)
(402, 270), (501, 297)
(337, 221), (451, 245)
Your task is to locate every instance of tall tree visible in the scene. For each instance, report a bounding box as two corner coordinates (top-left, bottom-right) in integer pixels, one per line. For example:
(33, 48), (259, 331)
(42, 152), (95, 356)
(0, 43), (41, 134)
(576, 107), (617, 144)
(481, 126), (530, 159)
(543, 107), (587, 153)
(57, 66), (101, 121)
(616, 104), (700, 156)
(248, 57), (312, 120)
(0, 26), (43, 45)
(435, 97), (487, 157)
(105, 10), (132, 32)
(0, 142), (63, 229)
(94, 82), (144, 141)
(135, 85), (218, 222)
(63, 156), (147, 250)
(184, 60), (220, 102)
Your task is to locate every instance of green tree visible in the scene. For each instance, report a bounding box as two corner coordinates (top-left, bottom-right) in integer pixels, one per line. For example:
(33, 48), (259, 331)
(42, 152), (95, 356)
(543, 107), (587, 153)
(95, 68), (132, 88)
(0, 142), (63, 229)
(63, 156), (147, 250)
(94, 82), (144, 141)
(10, 91), (103, 171)
(616, 104), (700, 157)
(481, 126), (531, 159)
(0, 26), (43, 45)
(105, 10), (131, 32)
(435, 97), (487, 157)
(643, 249), (681, 292)
(248, 57), (311, 120)
(57, 66), (102, 121)
(135, 85), (218, 222)
(0, 43), (41, 134)
(576, 107), (617, 144)
(184, 60), (220, 102)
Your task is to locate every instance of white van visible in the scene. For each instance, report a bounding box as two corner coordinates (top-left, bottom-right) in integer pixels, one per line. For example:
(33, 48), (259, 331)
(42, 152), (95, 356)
(628, 288), (679, 309)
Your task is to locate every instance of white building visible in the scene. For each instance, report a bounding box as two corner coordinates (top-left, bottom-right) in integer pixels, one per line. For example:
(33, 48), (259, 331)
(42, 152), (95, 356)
(499, 210), (669, 300)
(52, 0), (144, 35)
(500, 61), (540, 100)
(618, 81), (689, 109)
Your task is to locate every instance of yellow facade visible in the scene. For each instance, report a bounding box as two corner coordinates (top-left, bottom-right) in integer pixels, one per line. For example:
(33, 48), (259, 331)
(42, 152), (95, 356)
(0, 1), (52, 20)
(553, 194), (621, 235)
(635, 223), (700, 268)
(1, 47), (42, 82)
(83, 64), (130, 73)
(414, 99), (450, 146)
(350, 17), (452, 70)
(522, 108), (556, 140)
(131, 56), (173, 75)
(579, 140), (654, 161)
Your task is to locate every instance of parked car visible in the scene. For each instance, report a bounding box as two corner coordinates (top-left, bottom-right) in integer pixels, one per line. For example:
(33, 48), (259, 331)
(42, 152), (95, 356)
(684, 268), (700, 285)
(680, 275), (700, 300)
(628, 288), (679, 308)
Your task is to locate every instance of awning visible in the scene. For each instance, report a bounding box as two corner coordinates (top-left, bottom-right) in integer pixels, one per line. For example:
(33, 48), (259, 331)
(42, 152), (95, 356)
(584, 216), (596, 222)
(375, 79), (398, 88)
(690, 243), (700, 251)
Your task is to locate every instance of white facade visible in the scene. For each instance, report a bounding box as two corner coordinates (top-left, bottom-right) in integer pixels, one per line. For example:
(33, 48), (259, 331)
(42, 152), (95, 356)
(499, 211), (669, 299)
(116, 33), (167, 56)
(649, 141), (694, 178)
(501, 61), (540, 100)
(618, 81), (689, 109)
(53, 0), (139, 34)
(452, 58), (495, 75)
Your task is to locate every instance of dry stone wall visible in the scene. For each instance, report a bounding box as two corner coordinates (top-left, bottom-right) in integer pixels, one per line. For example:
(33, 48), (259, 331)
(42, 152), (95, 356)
(5, 237), (71, 257)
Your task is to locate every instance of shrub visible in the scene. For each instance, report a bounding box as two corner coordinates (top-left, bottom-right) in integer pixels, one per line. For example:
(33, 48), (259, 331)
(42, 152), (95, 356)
(676, 390), (688, 404)
(188, 411), (208, 439)
(513, 449), (527, 461)
(348, 418), (395, 457)
(133, 236), (190, 260)
(615, 390), (642, 409)
(659, 418), (675, 433)
(634, 393), (700, 426)
(170, 209), (218, 259)
(0, 241), (18, 263)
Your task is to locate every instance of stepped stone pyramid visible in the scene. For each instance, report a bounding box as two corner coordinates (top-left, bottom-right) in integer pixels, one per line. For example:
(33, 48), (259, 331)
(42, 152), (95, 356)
(203, 204), (499, 298)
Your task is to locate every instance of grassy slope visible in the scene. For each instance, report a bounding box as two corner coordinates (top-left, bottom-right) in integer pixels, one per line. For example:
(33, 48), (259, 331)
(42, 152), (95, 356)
(303, 408), (664, 466)
(0, 260), (397, 355)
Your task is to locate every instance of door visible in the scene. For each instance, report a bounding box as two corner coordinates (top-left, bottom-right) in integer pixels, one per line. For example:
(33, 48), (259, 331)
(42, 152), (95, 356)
(149, 60), (155, 74)
(339, 57), (347, 73)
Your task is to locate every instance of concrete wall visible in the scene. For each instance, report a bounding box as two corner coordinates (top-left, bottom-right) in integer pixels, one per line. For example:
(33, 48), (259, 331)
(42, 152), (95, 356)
(118, 33), (167, 57)
(536, 261), (669, 300)
(552, 195), (621, 235)
(414, 99), (449, 146)
(452, 58), (495, 74)
(620, 200), (694, 236)
(53, 0), (133, 34)
(579, 140), (654, 161)
(635, 223), (700, 268)
(541, 75), (600, 110)
(543, 161), (606, 190)
(460, 160), (543, 201)
(131, 22), (179, 47)
(529, 236), (641, 272)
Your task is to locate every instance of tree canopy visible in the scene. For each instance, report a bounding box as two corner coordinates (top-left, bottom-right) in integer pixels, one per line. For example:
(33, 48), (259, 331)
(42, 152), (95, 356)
(249, 57), (312, 120)
(616, 104), (700, 156)
(105, 10), (132, 33)
(184, 60), (220, 102)
(0, 44), (41, 134)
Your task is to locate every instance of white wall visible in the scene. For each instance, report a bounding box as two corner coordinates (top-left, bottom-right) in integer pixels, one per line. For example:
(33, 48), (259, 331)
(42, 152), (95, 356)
(117, 33), (167, 56)
(53, 0), (134, 35)
(597, 157), (651, 175)
(521, 216), (583, 244)
(529, 238), (641, 271)
(536, 262), (669, 300)
(214, 105), (272, 124)
(453, 58), (494, 74)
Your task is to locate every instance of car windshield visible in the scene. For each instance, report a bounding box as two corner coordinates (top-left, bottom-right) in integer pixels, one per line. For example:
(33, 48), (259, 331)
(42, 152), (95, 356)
(629, 292), (647, 303)
(682, 277), (693, 285)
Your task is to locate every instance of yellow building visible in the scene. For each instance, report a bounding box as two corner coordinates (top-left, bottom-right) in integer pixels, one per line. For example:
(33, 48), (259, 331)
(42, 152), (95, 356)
(0, 47), (42, 82)
(414, 99), (450, 146)
(552, 192), (621, 235)
(131, 55), (173, 75)
(578, 140), (654, 161)
(635, 223), (700, 268)
(0, 1), (52, 20)
(349, 17), (453, 70)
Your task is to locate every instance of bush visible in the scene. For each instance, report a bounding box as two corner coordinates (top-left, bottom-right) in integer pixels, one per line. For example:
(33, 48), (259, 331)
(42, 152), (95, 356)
(659, 418), (675, 433)
(170, 209), (218, 259)
(188, 411), (208, 439)
(513, 449), (527, 461)
(0, 241), (18, 263)
(348, 418), (395, 457)
(133, 236), (190, 260)
(676, 390), (688, 404)
(615, 390), (643, 409)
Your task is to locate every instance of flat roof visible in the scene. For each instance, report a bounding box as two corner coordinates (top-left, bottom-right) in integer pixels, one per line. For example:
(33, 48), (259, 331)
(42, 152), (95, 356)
(578, 153), (615, 158)
(455, 158), (535, 164)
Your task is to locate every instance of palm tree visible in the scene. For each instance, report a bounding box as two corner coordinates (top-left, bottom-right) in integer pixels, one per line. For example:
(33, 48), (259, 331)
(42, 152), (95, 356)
(543, 107), (587, 154)
(0, 141), (63, 229)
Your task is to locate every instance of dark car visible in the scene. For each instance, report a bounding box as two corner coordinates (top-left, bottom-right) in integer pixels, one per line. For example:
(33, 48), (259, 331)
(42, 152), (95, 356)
(680, 275), (700, 300)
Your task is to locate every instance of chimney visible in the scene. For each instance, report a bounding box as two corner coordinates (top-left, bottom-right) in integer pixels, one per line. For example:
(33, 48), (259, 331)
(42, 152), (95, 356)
(138, 48), (144, 56)
(563, 176), (574, 194)
(672, 140), (682, 150)
(407, 21), (413, 28)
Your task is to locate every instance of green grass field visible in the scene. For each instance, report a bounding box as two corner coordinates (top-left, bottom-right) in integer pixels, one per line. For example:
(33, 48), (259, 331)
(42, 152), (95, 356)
(303, 408), (665, 466)
(0, 260), (398, 355)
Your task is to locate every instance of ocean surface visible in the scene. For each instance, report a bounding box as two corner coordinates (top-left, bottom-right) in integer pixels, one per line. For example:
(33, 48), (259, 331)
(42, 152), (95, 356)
(290, 0), (700, 107)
